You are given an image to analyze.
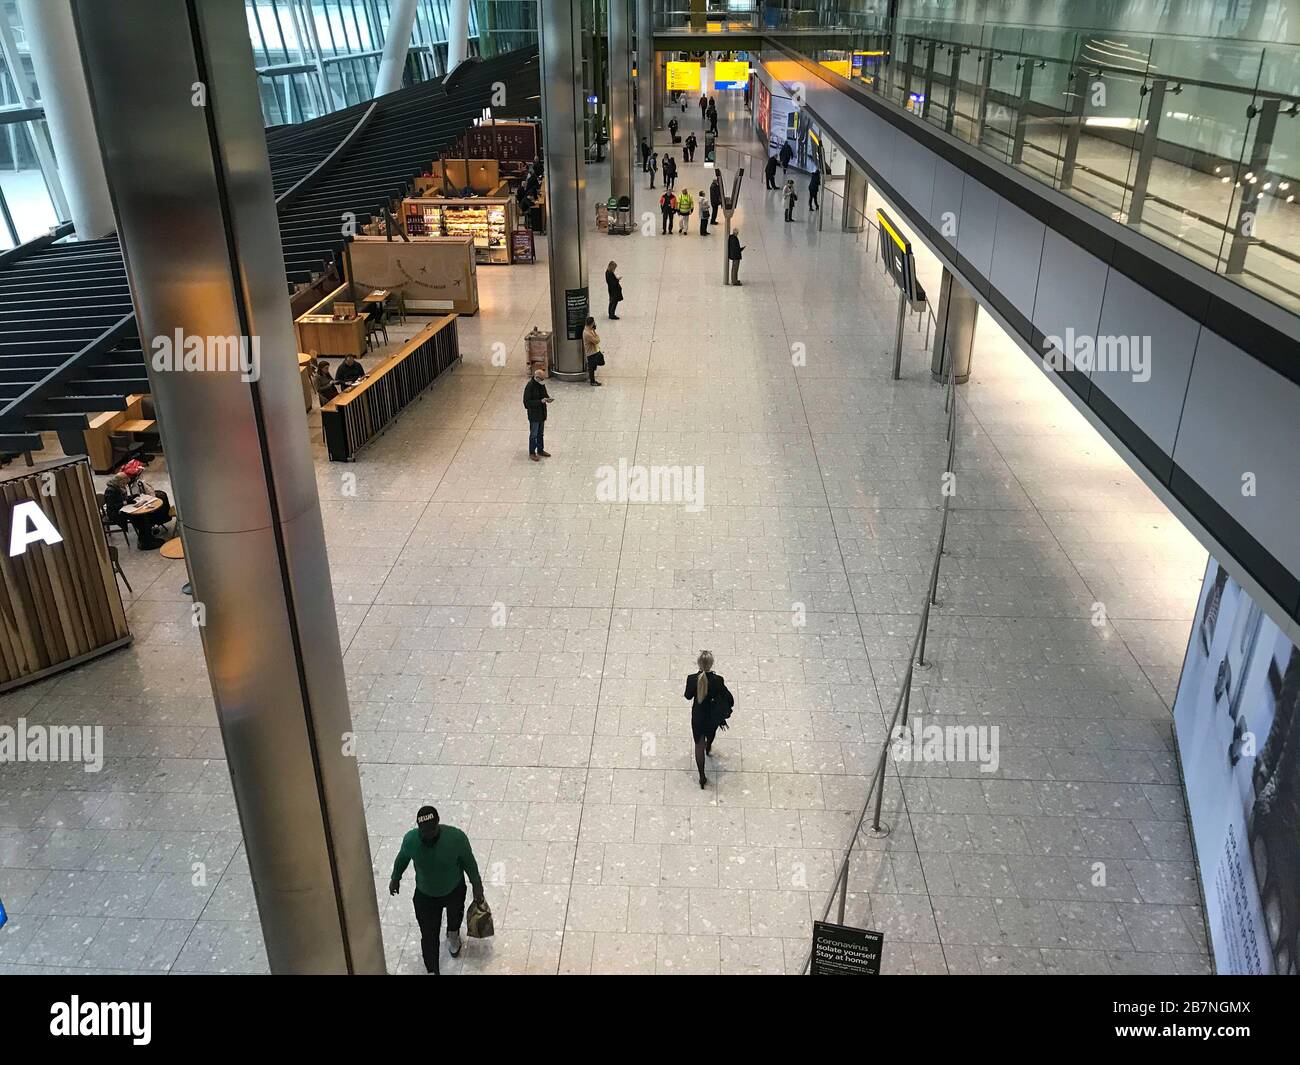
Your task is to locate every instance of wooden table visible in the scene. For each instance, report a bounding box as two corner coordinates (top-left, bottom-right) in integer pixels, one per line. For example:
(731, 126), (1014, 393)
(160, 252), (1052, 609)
(160, 537), (185, 560)
(363, 289), (390, 305)
(116, 419), (155, 434)
(120, 497), (164, 517)
(294, 314), (366, 358)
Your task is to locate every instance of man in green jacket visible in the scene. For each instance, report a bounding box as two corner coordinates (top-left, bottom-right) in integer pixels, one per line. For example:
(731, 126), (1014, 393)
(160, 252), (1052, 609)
(390, 806), (485, 973)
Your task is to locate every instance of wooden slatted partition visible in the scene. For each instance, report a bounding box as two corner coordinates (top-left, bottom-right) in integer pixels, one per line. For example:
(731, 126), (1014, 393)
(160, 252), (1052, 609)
(320, 316), (460, 461)
(0, 457), (131, 691)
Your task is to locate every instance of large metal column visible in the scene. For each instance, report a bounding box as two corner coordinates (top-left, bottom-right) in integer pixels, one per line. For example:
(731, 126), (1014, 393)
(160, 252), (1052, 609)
(1059, 67), (1091, 190)
(16, 0), (111, 237)
(973, 48), (995, 144)
(1010, 59), (1037, 165)
(608, 0), (635, 203)
(374, 0), (418, 95)
(920, 40), (937, 120)
(1225, 98), (1280, 275)
(1126, 78), (1166, 226)
(538, 0), (590, 379)
(447, 0), (471, 70)
(654, 51), (666, 131)
(71, 0), (384, 974)
(635, 0), (654, 144)
(930, 268), (976, 383)
(842, 162), (869, 232)
(943, 45), (963, 134)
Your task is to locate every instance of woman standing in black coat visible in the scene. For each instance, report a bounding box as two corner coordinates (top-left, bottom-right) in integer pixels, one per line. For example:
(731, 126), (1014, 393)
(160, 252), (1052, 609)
(684, 651), (734, 788)
(605, 261), (623, 320)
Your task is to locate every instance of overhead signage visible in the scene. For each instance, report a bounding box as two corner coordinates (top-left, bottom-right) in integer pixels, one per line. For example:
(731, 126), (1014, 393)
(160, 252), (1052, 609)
(877, 208), (920, 302)
(666, 61), (701, 93)
(811, 921), (883, 974)
(714, 61), (750, 90)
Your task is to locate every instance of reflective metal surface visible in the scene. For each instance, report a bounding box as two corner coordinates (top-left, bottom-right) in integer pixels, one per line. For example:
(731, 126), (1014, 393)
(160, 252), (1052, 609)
(634, 0), (653, 147)
(374, 0), (418, 95)
(17, 0), (113, 237)
(607, 0), (634, 203)
(537, 0), (588, 377)
(71, 0), (384, 974)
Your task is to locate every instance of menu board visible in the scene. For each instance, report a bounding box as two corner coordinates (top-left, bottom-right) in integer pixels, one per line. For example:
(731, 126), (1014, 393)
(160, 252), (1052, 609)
(511, 228), (535, 263)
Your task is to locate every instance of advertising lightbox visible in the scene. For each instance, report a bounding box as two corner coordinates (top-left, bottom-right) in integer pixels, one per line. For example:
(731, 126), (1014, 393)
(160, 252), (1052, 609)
(1174, 556), (1299, 974)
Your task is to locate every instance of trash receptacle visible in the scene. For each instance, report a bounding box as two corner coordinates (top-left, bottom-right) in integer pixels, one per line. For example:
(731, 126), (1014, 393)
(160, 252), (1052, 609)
(525, 328), (552, 376)
(615, 195), (632, 232)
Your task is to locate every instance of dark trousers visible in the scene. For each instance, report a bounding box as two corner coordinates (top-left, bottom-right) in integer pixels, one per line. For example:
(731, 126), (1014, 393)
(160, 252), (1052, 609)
(587, 354), (601, 383)
(765, 173), (777, 189)
(529, 420), (545, 455)
(810, 188), (820, 210)
(413, 882), (467, 974)
(785, 203), (794, 221)
(661, 210), (673, 234)
(608, 296), (621, 318)
(710, 204), (720, 223)
(699, 215), (709, 235)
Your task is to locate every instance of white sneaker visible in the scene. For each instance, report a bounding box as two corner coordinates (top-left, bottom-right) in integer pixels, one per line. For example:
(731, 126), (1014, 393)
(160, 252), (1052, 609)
(447, 930), (462, 957)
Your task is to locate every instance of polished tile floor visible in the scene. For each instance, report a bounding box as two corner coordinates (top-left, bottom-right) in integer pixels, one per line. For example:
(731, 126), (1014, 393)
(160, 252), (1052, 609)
(0, 100), (1211, 975)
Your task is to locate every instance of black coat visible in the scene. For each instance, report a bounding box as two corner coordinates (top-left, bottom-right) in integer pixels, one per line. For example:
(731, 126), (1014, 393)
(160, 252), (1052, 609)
(779, 143), (793, 165)
(606, 269), (622, 300)
(524, 378), (550, 422)
(710, 182), (722, 206)
(809, 170), (821, 193)
(727, 234), (744, 261)
(684, 671), (734, 730)
(764, 157), (778, 178)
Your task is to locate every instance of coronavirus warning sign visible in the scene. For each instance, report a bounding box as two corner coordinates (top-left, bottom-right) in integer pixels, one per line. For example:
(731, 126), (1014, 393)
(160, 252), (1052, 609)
(810, 921), (883, 975)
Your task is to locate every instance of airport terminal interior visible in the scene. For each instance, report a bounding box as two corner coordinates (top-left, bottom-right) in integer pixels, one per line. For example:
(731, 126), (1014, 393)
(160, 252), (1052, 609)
(0, 1), (1297, 977)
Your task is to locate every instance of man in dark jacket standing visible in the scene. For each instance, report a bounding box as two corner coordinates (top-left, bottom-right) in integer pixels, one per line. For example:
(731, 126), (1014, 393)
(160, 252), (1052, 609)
(390, 806), (485, 974)
(779, 140), (793, 173)
(727, 229), (744, 285)
(709, 173), (723, 224)
(640, 137), (651, 172)
(808, 167), (822, 211)
(764, 153), (778, 190)
(524, 368), (551, 460)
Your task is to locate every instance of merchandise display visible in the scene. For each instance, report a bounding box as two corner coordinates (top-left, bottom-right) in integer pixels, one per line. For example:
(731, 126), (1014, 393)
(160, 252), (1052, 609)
(403, 197), (516, 264)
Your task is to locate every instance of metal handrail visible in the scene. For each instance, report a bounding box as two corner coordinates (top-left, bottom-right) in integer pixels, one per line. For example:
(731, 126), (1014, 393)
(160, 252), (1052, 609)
(800, 302), (961, 975)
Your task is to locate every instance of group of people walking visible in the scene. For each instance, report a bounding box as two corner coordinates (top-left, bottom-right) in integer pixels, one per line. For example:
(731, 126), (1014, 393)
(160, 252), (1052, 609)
(658, 172), (724, 236)
(763, 141), (822, 220)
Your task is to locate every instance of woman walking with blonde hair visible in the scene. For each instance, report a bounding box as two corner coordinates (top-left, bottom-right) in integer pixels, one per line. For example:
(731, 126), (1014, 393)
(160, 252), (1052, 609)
(683, 651), (734, 788)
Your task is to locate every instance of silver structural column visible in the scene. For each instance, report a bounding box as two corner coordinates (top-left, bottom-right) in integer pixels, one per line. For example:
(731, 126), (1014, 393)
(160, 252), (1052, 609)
(17, 0), (112, 237)
(608, 0), (634, 203)
(447, 0), (471, 71)
(654, 51), (666, 131)
(635, 0), (653, 145)
(71, 0), (384, 975)
(374, 0), (418, 95)
(538, 0), (589, 379)
(930, 268), (976, 383)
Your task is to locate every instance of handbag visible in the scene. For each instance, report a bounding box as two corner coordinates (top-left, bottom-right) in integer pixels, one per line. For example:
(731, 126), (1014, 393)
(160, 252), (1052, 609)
(466, 898), (494, 938)
(593, 351), (605, 366)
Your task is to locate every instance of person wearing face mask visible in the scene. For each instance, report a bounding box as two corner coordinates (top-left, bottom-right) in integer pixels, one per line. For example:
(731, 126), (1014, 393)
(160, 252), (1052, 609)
(524, 368), (552, 460)
(390, 806), (485, 974)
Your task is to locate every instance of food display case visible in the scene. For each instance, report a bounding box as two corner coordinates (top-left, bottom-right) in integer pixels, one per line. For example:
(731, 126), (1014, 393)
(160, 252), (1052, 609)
(402, 196), (517, 264)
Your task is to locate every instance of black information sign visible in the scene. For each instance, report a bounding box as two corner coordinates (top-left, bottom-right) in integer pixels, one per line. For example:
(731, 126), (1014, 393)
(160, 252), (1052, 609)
(810, 921), (883, 975)
(564, 286), (589, 340)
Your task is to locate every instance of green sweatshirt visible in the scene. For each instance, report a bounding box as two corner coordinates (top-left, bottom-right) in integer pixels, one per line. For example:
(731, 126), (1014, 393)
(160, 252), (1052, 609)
(391, 825), (483, 897)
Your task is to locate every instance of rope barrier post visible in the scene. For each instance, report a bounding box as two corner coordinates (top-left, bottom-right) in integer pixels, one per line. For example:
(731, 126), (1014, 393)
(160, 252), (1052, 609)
(836, 862), (849, 924)
(867, 742), (891, 836)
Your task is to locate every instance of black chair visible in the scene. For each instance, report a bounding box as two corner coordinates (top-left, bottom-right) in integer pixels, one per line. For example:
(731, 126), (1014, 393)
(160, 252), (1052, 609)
(364, 304), (390, 349)
(97, 492), (127, 543)
(108, 545), (132, 593)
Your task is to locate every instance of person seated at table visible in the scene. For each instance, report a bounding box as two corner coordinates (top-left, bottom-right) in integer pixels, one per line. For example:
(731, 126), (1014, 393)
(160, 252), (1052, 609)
(105, 459), (173, 550)
(335, 353), (365, 387)
(311, 358), (338, 405)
